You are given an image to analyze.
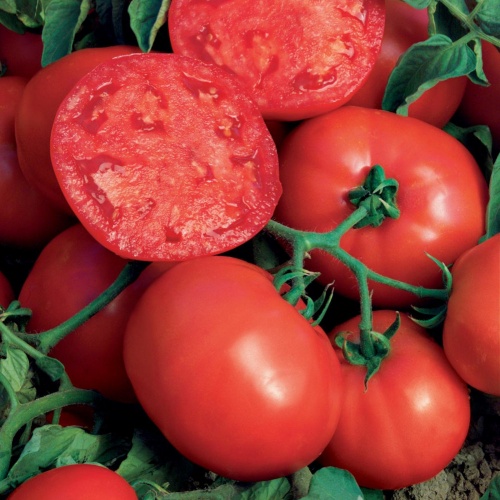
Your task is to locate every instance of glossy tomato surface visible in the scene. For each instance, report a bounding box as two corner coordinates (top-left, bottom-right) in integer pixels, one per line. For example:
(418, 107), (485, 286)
(0, 145), (73, 249)
(15, 45), (142, 213)
(320, 310), (471, 490)
(168, 0), (385, 120)
(273, 106), (489, 308)
(7, 464), (137, 499)
(0, 25), (43, 78)
(443, 234), (500, 396)
(124, 255), (343, 481)
(50, 52), (281, 261)
(346, 0), (467, 128)
(18, 224), (172, 402)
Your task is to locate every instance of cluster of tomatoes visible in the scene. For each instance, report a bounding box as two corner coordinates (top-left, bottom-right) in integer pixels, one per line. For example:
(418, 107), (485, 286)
(0, 0), (499, 497)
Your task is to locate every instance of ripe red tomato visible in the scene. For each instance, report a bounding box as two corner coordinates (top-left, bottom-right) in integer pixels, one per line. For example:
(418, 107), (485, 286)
(273, 106), (489, 308)
(346, 0), (467, 128)
(443, 234), (500, 396)
(0, 145), (74, 249)
(123, 255), (343, 481)
(0, 76), (28, 145)
(50, 53), (282, 261)
(319, 310), (471, 490)
(168, 0), (385, 121)
(0, 25), (43, 79)
(7, 464), (137, 499)
(455, 41), (500, 155)
(18, 224), (173, 403)
(0, 269), (14, 308)
(15, 45), (142, 213)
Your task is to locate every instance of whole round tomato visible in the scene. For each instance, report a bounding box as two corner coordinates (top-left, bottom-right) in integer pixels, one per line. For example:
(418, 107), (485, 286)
(123, 255), (343, 481)
(7, 464), (137, 499)
(346, 0), (467, 128)
(319, 310), (471, 490)
(0, 268), (14, 308)
(0, 25), (43, 79)
(273, 106), (489, 308)
(455, 41), (500, 155)
(18, 223), (172, 403)
(0, 145), (74, 249)
(15, 45), (142, 213)
(0, 76), (28, 145)
(443, 234), (500, 396)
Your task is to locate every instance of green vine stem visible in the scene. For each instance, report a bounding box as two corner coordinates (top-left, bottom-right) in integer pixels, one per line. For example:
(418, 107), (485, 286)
(0, 388), (103, 485)
(264, 165), (451, 382)
(16, 260), (150, 354)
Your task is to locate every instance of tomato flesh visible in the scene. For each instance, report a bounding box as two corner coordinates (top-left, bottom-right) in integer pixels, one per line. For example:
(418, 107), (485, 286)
(168, 0), (385, 120)
(50, 53), (281, 261)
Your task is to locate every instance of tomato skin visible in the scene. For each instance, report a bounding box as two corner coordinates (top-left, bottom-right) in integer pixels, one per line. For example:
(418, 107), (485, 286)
(0, 145), (74, 249)
(124, 255), (343, 481)
(455, 41), (500, 155)
(15, 46), (142, 213)
(346, 0), (467, 128)
(18, 224), (173, 403)
(7, 464), (137, 499)
(0, 269), (14, 308)
(0, 76), (28, 145)
(168, 0), (385, 121)
(443, 235), (500, 396)
(0, 25), (43, 79)
(273, 106), (489, 308)
(320, 310), (470, 490)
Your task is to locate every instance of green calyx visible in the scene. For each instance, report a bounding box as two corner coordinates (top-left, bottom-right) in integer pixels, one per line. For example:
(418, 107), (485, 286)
(335, 312), (401, 388)
(349, 165), (400, 228)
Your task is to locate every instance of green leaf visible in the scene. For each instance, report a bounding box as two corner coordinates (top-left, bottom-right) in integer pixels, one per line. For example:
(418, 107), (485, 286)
(302, 467), (364, 499)
(128, 0), (170, 52)
(382, 34), (476, 116)
(429, 0), (469, 40)
(481, 475), (500, 499)
(35, 356), (65, 382)
(361, 488), (385, 500)
(0, 0), (44, 28)
(117, 426), (203, 493)
(6, 425), (131, 489)
(40, 0), (93, 66)
(401, 0), (432, 9)
(481, 154), (500, 241)
(0, 346), (36, 406)
(443, 122), (493, 179)
(473, 0), (500, 37)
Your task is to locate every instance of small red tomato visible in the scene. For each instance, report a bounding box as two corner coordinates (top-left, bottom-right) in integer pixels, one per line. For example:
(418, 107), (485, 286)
(7, 464), (137, 499)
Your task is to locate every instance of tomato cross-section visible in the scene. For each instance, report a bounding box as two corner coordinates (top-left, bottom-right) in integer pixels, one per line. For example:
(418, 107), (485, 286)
(50, 53), (281, 261)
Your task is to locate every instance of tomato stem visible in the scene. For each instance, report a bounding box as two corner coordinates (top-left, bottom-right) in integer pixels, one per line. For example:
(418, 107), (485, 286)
(19, 260), (150, 354)
(0, 388), (102, 486)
